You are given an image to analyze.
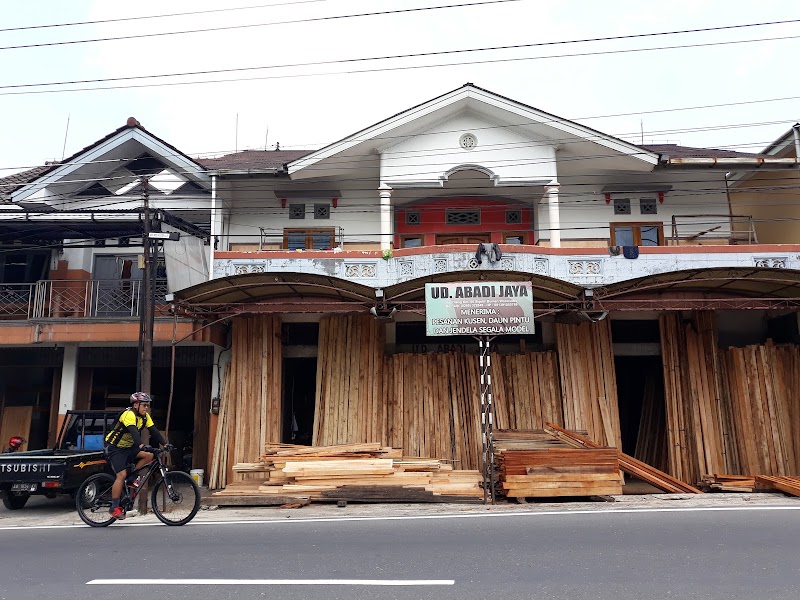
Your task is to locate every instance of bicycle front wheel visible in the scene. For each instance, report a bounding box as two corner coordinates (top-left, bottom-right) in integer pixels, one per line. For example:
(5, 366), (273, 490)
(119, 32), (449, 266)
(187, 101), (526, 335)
(76, 473), (117, 527)
(150, 471), (200, 526)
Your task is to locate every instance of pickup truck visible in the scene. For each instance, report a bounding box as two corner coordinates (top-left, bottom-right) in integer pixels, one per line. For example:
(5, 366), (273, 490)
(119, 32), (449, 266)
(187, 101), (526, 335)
(0, 410), (117, 510)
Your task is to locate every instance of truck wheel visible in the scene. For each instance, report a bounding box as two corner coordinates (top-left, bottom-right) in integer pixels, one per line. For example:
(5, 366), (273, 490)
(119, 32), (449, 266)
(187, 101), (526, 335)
(3, 493), (30, 510)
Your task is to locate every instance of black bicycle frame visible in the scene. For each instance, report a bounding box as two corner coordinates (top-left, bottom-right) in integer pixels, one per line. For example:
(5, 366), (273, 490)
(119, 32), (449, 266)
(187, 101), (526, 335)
(123, 450), (176, 505)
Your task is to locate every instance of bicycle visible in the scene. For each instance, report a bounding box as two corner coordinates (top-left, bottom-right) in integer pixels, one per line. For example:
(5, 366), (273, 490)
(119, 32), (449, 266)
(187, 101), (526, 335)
(75, 446), (200, 527)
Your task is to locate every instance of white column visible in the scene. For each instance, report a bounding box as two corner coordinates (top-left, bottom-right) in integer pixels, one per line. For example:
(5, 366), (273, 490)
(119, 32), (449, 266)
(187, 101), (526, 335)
(379, 184), (393, 251)
(545, 184), (561, 248)
(209, 174), (219, 279)
(58, 344), (79, 414)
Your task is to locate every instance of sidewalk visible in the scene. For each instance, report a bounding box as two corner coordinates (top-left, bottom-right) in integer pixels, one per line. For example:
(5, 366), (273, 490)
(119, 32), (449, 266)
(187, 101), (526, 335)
(2, 489), (799, 529)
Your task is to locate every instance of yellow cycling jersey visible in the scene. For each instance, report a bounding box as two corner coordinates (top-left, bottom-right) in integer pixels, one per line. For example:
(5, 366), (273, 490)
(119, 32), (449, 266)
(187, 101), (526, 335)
(105, 408), (154, 449)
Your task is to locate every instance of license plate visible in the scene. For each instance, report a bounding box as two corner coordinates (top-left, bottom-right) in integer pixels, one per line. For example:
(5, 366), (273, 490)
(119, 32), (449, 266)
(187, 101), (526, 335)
(11, 483), (37, 492)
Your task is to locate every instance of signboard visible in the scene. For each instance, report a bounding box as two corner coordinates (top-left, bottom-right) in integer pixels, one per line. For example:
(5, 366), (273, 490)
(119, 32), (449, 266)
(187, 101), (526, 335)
(425, 282), (534, 336)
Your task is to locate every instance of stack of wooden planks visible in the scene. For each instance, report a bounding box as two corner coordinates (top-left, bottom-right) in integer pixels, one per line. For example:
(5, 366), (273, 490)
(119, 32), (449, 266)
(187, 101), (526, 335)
(311, 315), (568, 471)
(721, 341), (800, 477)
(754, 475), (800, 497)
(492, 352), (563, 431)
(212, 442), (483, 503)
(554, 320), (622, 449)
(496, 432), (623, 498)
(702, 475), (800, 497)
(545, 423), (703, 494)
(661, 311), (800, 482)
(700, 474), (757, 492)
(208, 362), (232, 489)
(659, 312), (732, 486)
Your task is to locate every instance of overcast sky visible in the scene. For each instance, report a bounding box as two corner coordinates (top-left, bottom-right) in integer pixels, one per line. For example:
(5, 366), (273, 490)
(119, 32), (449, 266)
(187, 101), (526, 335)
(2, 0), (799, 175)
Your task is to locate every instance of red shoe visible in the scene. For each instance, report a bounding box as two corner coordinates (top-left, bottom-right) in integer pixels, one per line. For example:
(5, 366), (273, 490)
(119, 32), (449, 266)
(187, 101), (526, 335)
(110, 507), (125, 520)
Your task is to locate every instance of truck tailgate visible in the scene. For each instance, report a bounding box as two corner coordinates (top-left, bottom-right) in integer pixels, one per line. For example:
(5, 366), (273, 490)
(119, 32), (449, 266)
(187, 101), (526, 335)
(0, 452), (101, 483)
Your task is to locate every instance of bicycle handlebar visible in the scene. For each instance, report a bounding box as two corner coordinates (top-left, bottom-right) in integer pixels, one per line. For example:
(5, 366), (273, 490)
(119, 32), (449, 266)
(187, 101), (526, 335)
(142, 444), (174, 454)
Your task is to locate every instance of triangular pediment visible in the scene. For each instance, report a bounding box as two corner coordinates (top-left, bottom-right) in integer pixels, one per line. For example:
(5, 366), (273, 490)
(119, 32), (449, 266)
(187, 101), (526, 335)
(10, 122), (210, 205)
(288, 84), (658, 180)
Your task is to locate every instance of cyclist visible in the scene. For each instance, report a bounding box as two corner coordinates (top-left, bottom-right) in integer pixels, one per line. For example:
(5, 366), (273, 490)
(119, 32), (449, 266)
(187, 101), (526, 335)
(3, 436), (26, 453)
(104, 392), (167, 519)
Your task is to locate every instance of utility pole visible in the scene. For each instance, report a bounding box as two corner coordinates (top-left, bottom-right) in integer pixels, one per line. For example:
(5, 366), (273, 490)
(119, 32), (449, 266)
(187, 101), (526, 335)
(137, 176), (155, 394)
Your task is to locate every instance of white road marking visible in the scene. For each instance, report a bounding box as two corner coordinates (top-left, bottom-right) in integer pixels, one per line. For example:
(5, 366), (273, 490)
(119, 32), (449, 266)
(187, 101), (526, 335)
(87, 579), (455, 586)
(2, 504), (800, 531)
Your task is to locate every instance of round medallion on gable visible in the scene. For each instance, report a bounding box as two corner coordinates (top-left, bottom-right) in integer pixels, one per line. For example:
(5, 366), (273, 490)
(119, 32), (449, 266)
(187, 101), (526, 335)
(459, 133), (478, 150)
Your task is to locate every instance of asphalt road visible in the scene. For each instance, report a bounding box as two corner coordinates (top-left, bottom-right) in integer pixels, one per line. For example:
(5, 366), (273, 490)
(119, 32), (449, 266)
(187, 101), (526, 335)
(1, 506), (799, 600)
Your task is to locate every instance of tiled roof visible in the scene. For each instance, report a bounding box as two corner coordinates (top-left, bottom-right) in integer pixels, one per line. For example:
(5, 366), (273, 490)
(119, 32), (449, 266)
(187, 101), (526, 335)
(197, 150), (315, 171)
(0, 164), (57, 201)
(640, 144), (765, 159)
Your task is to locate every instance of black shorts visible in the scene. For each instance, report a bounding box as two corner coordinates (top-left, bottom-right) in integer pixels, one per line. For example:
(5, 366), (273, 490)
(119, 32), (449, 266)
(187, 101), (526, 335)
(105, 445), (141, 474)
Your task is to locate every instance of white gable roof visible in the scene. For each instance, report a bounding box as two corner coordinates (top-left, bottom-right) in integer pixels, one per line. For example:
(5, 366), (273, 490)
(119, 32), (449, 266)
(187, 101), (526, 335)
(288, 83), (659, 178)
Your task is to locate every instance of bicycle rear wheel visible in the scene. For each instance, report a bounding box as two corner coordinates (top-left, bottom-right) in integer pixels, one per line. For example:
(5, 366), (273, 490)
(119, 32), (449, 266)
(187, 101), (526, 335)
(75, 473), (117, 527)
(150, 471), (200, 526)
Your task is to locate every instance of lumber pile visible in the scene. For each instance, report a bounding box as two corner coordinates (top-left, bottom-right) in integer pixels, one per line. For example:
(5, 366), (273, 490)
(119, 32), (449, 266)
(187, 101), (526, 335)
(700, 474), (757, 493)
(545, 423), (703, 494)
(311, 315), (566, 471)
(720, 341), (800, 477)
(754, 475), (800, 497)
(703, 475), (800, 497)
(554, 320), (622, 448)
(492, 352), (563, 431)
(497, 448), (622, 498)
(660, 312), (731, 485)
(494, 429), (622, 498)
(659, 313), (800, 482)
(213, 443), (483, 503)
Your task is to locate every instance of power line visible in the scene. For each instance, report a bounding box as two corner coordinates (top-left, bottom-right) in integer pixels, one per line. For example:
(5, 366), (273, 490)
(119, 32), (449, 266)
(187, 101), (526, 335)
(1, 110), (794, 178)
(5, 32), (799, 97)
(0, 0), (330, 33)
(0, 0), (521, 51)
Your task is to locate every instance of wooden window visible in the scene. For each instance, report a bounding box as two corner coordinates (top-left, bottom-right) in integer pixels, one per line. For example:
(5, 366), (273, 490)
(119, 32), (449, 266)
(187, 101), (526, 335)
(283, 228), (336, 250)
(610, 222), (664, 246)
(502, 232), (528, 244)
(401, 236), (423, 248)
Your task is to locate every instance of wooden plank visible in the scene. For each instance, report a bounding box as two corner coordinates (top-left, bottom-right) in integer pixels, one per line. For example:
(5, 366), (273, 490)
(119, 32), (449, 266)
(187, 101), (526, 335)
(0, 406), (32, 452)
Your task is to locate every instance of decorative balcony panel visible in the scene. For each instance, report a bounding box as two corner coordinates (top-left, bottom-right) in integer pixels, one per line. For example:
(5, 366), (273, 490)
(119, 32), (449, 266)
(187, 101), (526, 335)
(212, 246), (800, 292)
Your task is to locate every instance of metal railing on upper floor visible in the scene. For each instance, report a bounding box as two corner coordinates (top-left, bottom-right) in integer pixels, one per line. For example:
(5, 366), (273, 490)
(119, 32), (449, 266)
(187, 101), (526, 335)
(0, 279), (169, 321)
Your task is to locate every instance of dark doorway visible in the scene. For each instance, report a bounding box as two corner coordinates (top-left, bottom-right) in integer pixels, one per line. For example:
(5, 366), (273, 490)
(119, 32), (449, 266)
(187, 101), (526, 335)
(614, 355), (667, 471)
(282, 358), (317, 445)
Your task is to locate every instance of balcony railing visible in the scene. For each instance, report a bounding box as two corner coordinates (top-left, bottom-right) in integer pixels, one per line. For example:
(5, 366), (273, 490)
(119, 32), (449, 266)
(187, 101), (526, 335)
(0, 283), (35, 319)
(0, 279), (169, 321)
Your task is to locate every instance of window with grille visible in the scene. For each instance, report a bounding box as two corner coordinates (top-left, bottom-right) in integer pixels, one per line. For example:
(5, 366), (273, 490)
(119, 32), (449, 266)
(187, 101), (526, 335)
(613, 198), (631, 215)
(639, 198), (658, 215)
(405, 210), (421, 225)
(314, 204), (330, 220)
(289, 204), (305, 219)
(505, 209), (522, 224)
(445, 209), (480, 225)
